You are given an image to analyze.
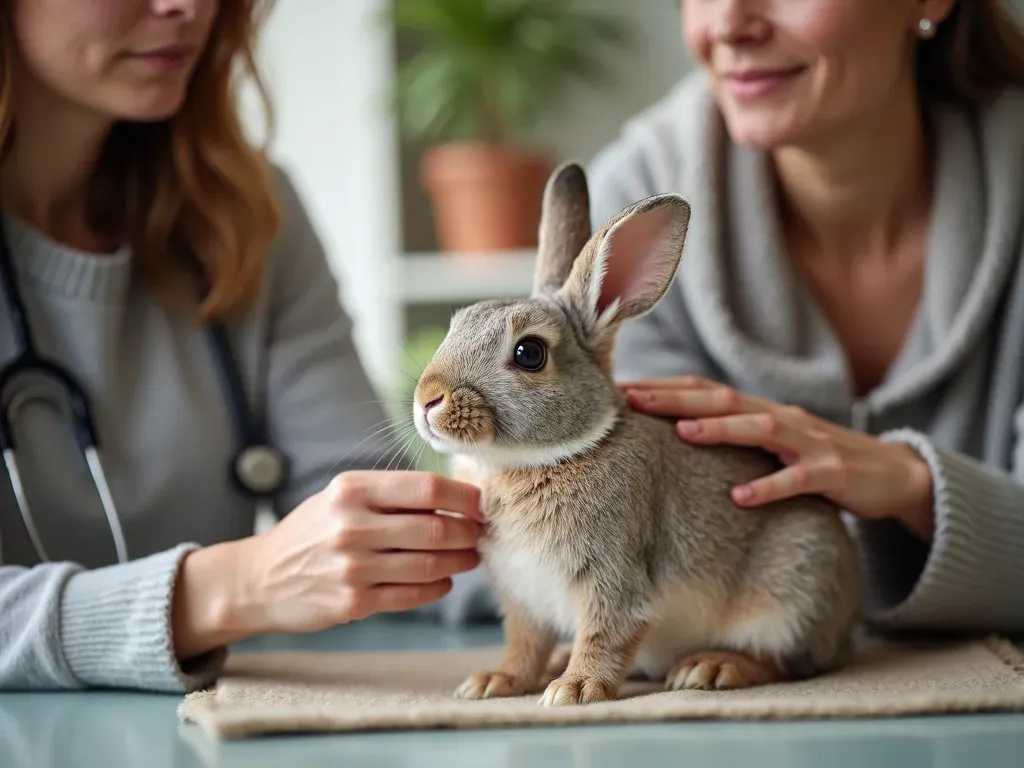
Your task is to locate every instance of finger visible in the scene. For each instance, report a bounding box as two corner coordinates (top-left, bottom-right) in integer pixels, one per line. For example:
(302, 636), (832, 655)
(731, 460), (842, 507)
(675, 413), (818, 455)
(356, 549), (481, 585)
(777, 448), (800, 465)
(616, 375), (716, 392)
(625, 385), (755, 418)
(355, 510), (485, 552)
(329, 471), (484, 522)
(365, 579), (455, 615)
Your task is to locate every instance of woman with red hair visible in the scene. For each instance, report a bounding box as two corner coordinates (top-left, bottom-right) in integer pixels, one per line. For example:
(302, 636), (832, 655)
(0, 0), (483, 692)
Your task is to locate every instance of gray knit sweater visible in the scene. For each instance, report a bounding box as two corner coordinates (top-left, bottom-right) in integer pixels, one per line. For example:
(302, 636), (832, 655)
(0, 166), (394, 691)
(430, 72), (1024, 635)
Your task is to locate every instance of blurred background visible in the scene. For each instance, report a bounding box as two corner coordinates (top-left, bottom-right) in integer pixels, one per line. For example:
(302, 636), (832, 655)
(238, 0), (1024, 475)
(236, 0), (695, 472)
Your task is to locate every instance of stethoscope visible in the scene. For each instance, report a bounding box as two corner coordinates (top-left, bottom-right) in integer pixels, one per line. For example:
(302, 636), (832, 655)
(0, 214), (289, 565)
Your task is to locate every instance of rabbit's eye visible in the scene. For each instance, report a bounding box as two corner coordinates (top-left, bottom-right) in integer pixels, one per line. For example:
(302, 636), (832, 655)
(513, 336), (547, 371)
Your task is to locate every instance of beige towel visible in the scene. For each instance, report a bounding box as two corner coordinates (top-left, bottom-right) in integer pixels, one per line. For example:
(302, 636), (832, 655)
(178, 635), (1024, 740)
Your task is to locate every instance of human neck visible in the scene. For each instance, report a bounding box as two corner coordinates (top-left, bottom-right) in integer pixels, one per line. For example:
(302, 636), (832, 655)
(771, 83), (932, 263)
(0, 73), (115, 252)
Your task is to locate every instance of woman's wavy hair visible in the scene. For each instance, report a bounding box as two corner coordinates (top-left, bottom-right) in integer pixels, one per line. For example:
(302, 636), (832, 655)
(0, 0), (281, 323)
(918, 0), (1024, 103)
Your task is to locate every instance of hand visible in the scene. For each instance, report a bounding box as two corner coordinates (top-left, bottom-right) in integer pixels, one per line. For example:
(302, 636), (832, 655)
(619, 376), (935, 540)
(172, 471), (484, 660)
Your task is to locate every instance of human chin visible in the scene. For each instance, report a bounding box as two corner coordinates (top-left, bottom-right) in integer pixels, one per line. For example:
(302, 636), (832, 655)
(719, 108), (806, 149)
(106, 86), (190, 122)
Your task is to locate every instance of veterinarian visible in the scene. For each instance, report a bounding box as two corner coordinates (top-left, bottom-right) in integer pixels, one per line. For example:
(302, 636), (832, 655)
(0, 1), (484, 692)
(430, 0), (1024, 634)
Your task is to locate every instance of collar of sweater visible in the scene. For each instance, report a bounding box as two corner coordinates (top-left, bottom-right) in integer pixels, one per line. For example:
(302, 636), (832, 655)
(665, 75), (1024, 418)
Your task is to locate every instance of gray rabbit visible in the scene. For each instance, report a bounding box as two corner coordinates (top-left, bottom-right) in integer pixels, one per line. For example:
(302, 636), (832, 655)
(412, 162), (861, 706)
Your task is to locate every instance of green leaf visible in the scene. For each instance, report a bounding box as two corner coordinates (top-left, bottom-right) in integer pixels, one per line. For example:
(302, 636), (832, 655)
(387, 0), (634, 143)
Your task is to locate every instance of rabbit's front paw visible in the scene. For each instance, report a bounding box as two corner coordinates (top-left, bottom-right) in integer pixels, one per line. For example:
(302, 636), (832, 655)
(454, 671), (532, 699)
(539, 674), (614, 706)
(665, 650), (786, 691)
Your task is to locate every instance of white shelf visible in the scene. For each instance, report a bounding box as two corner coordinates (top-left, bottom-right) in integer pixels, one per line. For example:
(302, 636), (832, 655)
(399, 250), (537, 303)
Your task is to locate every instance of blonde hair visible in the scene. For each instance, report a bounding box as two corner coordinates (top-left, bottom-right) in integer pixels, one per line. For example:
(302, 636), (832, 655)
(1, 1), (281, 322)
(917, 0), (1024, 102)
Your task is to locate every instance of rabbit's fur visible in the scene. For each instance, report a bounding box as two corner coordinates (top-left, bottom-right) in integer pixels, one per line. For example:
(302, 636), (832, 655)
(412, 162), (861, 706)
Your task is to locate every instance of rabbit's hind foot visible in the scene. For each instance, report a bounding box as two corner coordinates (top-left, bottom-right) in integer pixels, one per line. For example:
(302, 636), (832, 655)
(664, 650), (787, 691)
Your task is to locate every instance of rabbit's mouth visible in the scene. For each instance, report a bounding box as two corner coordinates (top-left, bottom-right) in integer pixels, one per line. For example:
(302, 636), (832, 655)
(419, 419), (439, 442)
(413, 402), (473, 454)
(413, 409), (444, 445)
(419, 420), (481, 454)
(419, 426), (473, 456)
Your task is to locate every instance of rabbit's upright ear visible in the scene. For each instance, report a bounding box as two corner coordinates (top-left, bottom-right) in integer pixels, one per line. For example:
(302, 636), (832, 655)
(532, 161), (592, 296)
(560, 193), (690, 340)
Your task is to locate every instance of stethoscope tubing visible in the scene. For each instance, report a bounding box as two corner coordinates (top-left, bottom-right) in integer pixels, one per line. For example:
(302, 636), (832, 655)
(0, 214), (126, 564)
(1, 391), (128, 564)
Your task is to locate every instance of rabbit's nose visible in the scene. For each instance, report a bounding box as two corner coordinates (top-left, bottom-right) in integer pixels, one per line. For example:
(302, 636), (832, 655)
(424, 395), (444, 414)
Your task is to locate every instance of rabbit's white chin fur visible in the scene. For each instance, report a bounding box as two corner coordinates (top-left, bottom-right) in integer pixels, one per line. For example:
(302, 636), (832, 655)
(441, 406), (620, 473)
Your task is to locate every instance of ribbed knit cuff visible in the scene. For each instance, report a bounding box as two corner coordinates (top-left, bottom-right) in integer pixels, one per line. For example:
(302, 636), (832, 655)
(850, 429), (1024, 633)
(60, 543), (227, 692)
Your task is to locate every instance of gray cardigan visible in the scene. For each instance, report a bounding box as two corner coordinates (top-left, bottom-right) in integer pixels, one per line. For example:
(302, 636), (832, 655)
(430, 72), (1024, 636)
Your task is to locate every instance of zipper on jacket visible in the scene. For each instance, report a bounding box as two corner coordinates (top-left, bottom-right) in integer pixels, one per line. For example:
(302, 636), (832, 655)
(850, 398), (870, 433)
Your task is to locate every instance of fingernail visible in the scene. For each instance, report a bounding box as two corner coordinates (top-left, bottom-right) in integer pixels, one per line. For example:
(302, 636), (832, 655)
(733, 485), (754, 503)
(677, 419), (700, 435)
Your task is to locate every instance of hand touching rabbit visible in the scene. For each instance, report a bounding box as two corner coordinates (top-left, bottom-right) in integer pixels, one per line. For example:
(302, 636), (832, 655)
(620, 377), (935, 541)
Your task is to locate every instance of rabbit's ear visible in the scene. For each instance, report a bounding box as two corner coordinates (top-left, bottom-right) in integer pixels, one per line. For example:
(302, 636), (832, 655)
(561, 193), (690, 339)
(532, 161), (592, 296)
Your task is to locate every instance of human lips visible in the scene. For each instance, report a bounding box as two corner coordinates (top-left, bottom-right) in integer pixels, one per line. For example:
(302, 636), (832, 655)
(128, 44), (197, 70)
(721, 65), (805, 101)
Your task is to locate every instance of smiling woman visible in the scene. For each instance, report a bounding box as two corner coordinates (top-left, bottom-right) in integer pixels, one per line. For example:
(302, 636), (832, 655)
(592, 0), (1024, 635)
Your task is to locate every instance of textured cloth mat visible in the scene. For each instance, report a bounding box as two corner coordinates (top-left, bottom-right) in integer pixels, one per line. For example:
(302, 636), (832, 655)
(178, 635), (1024, 740)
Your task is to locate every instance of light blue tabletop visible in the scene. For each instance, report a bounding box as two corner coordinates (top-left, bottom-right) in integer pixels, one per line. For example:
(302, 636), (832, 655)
(2, 615), (1023, 767)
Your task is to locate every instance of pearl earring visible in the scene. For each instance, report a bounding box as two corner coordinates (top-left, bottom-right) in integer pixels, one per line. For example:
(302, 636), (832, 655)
(917, 17), (936, 38)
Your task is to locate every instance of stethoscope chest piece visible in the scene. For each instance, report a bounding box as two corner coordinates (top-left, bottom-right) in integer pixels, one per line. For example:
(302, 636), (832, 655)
(232, 443), (288, 499)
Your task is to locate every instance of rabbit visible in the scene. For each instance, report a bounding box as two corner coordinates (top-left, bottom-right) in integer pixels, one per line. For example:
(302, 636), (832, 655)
(411, 160), (862, 707)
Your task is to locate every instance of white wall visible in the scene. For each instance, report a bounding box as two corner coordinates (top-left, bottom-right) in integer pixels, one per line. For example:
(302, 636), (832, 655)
(523, 0), (693, 164)
(239, 0), (402, 392)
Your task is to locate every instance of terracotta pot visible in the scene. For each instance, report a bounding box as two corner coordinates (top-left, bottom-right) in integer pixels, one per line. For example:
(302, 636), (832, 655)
(420, 142), (554, 253)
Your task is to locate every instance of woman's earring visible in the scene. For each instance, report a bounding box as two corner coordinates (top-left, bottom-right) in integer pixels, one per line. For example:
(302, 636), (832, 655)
(917, 18), (936, 38)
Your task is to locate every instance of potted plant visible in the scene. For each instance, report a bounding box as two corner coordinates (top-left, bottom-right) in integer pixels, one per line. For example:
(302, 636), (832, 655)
(388, 0), (632, 253)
